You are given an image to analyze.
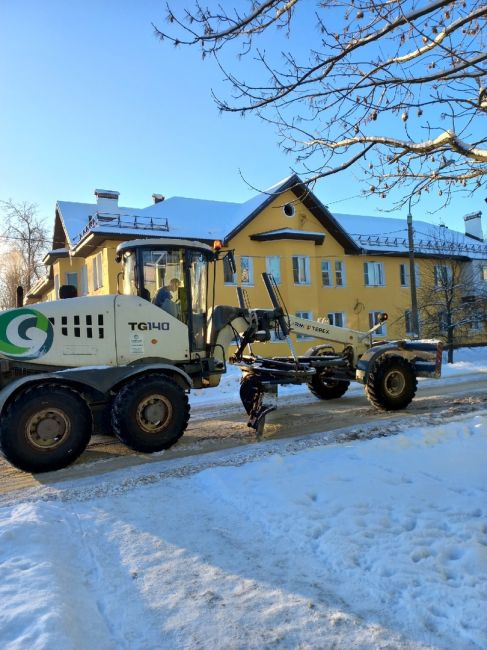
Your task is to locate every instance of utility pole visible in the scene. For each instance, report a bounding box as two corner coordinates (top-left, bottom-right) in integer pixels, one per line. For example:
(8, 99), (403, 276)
(406, 207), (419, 338)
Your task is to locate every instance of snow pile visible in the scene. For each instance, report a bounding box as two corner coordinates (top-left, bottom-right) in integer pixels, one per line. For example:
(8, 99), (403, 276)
(1, 413), (486, 649)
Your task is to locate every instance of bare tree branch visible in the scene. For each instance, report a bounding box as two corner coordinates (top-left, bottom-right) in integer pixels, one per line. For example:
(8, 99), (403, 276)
(0, 200), (49, 304)
(157, 0), (487, 203)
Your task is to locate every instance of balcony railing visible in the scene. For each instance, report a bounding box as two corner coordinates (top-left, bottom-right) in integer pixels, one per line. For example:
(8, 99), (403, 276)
(75, 211), (169, 242)
(355, 234), (487, 256)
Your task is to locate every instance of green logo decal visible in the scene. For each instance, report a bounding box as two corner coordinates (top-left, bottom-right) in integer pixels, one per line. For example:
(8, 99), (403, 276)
(0, 308), (54, 360)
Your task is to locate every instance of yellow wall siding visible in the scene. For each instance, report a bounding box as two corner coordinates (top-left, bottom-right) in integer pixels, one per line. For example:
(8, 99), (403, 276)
(84, 242), (120, 295)
(213, 192), (420, 354)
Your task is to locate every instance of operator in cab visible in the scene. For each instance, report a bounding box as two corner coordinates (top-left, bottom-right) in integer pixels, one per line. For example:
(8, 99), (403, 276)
(153, 278), (181, 318)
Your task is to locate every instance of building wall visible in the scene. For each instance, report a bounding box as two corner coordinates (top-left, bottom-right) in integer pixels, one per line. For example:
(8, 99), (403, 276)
(213, 190), (427, 354)
(42, 241), (122, 301)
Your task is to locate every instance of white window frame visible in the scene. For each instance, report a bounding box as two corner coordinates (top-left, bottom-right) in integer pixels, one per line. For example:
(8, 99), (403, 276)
(369, 310), (387, 336)
(400, 263), (420, 288)
(240, 256), (254, 286)
(93, 252), (103, 291)
(469, 317), (482, 332)
(265, 256), (281, 285)
(364, 262), (385, 287)
(321, 260), (332, 287)
(327, 312), (346, 327)
(335, 261), (346, 287)
(295, 311), (314, 340)
(438, 310), (448, 333)
(434, 264), (452, 287)
(66, 271), (78, 290)
(404, 309), (413, 336)
(80, 265), (88, 296)
(293, 256), (310, 285)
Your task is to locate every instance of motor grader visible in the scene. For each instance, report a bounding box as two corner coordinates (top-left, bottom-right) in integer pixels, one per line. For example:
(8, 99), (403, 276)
(0, 238), (442, 473)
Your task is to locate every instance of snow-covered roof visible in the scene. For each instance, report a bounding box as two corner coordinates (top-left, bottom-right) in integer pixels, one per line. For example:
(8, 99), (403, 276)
(140, 197), (239, 240)
(56, 176), (296, 247)
(56, 201), (144, 246)
(54, 177), (486, 261)
(26, 272), (52, 299)
(333, 213), (487, 259)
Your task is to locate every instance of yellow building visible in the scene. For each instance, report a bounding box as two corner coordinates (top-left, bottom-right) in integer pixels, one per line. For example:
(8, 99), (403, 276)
(27, 177), (487, 353)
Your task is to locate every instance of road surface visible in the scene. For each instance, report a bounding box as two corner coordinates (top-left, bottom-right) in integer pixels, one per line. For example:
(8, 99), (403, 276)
(1, 376), (486, 496)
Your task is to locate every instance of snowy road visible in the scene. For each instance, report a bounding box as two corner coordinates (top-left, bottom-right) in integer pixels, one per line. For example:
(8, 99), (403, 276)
(1, 373), (486, 496)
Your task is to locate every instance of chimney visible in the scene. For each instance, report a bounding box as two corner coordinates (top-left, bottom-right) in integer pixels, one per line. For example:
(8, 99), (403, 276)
(464, 211), (483, 241)
(94, 189), (119, 212)
(152, 193), (165, 204)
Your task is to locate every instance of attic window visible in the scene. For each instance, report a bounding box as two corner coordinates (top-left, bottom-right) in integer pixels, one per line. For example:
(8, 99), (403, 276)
(283, 203), (295, 217)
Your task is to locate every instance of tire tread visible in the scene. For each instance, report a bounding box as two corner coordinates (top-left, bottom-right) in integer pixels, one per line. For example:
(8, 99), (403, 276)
(111, 374), (190, 452)
(365, 356), (417, 411)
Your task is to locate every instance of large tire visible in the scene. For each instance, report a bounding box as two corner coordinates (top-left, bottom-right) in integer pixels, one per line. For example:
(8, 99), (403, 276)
(111, 374), (190, 452)
(307, 373), (350, 400)
(0, 385), (92, 473)
(305, 346), (350, 400)
(240, 375), (261, 415)
(365, 356), (417, 411)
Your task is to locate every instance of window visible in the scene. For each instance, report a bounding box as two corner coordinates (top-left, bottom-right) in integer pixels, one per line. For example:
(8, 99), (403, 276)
(327, 312), (345, 327)
(438, 310), (448, 333)
(369, 311), (387, 336)
(335, 261), (345, 287)
(223, 255), (236, 284)
(295, 311), (314, 339)
(93, 252), (103, 290)
(405, 310), (413, 335)
(321, 260), (332, 287)
(364, 262), (385, 286)
(80, 266), (88, 296)
(470, 316), (482, 332)
(321, 260), (345, 287)
(283, 203), (295, 217)
(240, 256), (253, 285)
(66, 272), (78, 290)
(480, 265), (487, 282)
(293, 256), (310, 285)
(265, 256), (281, 284)
(54, 274), (60, 299)
(434, 265), (451, 287)
(400, 263), (420, 288)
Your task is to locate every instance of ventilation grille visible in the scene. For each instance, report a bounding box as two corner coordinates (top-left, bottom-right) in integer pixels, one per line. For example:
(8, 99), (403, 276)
(50, 314), (105, 339)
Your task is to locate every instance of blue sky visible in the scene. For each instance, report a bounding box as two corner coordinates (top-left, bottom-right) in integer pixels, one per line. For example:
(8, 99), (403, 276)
(0, 0), (482, 234)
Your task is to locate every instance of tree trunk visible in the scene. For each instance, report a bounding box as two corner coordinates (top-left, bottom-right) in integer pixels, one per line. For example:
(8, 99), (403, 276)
(447, 327), (454, 364)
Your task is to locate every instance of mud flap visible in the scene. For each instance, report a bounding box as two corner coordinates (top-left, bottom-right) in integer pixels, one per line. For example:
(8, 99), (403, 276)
(240, 375), (277, 437)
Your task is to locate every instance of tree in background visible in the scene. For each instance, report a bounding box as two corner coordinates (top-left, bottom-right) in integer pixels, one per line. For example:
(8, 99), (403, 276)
(155, 0), (486, 206)
(0, 251), (24, 311)
(416, 229), (487, 362)
(0, 200), (49, 308)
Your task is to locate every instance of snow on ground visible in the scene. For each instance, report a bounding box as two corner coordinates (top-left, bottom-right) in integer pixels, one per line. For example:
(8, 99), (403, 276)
(1, 348), (487, 649)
